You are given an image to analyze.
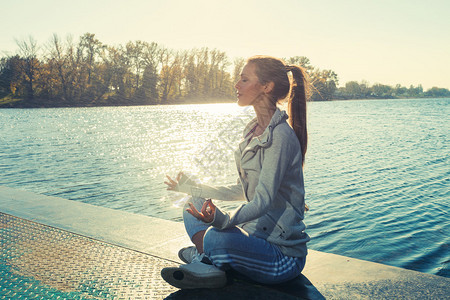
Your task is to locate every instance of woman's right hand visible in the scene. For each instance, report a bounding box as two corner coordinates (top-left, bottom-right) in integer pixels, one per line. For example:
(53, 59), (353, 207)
(164, 172), (182, 191)
(165, 172), (199, 191)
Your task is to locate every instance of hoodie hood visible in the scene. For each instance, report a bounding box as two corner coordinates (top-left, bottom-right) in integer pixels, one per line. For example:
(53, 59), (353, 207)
(242, 108), (289, 148)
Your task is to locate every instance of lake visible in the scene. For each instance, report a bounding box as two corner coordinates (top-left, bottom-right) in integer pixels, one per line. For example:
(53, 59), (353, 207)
(0, 98), (448, 278)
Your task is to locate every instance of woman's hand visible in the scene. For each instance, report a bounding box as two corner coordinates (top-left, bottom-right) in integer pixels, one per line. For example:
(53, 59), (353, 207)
(186, 199), (216, 223)
(164, 172), (182, 190)
(164, 172), (198, 191)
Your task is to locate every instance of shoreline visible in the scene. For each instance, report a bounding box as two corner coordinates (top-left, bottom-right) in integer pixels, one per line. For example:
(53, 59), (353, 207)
(1, 96), (448, 109)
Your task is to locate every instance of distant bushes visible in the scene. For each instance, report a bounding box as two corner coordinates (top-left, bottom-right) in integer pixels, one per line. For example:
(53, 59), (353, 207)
(334, 81), (450, 100)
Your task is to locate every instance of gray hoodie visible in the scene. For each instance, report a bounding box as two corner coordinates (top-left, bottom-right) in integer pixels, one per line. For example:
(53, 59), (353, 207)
(178, 108), (309, 258)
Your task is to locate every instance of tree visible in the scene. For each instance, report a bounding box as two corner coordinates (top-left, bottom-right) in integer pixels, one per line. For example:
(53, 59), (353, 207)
(424, 87), (450, 98)
(158, 49), (184, 102)
(183, 48), (208, 98)
(212, 50), (231, 98)
(310, 69), (338, 101)
(0, 55), (22, 95)
(137, 41), (160, 102)
(125, 41), (146, 95)
(344, 81), (361, 98)
(105, 44), (133, 100)
(79, 33), (104, 85)
(286, 56), (314, 72)
(372, 83), (393, 98)
(138, 64), (159, 103)
(393, 84), (408, 97)
(15, 36), (40, 99)
(407, 84), (423, 98)
(47, 34), (71, 101)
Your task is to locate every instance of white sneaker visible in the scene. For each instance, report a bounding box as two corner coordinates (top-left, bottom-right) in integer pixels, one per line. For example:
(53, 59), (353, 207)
(178, 246), (200, 264)
(161, 261), (227, 289)
(178, 246), (212, 264)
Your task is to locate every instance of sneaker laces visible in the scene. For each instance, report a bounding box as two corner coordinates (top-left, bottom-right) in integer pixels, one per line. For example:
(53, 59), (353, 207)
(191, 252), (205, 263)
(181, 246), (212, 265)
(192, 252), (212, 265)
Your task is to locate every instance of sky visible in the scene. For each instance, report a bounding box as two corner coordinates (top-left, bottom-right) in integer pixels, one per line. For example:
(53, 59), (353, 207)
(1, 0), (449, 90)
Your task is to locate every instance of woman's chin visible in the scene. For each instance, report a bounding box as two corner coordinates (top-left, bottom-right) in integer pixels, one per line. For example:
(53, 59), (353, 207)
(237, 98), (248, 107)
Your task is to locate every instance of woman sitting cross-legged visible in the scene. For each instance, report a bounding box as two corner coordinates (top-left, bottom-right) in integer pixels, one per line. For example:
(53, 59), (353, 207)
(162, 55), (310, 289)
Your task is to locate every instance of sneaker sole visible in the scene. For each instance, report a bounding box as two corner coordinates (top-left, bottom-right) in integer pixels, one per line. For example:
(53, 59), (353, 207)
(161, 267), (227, 289)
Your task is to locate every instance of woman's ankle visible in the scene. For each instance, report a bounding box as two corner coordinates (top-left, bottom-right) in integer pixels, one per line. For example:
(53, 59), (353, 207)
(191, 230), (206, 253)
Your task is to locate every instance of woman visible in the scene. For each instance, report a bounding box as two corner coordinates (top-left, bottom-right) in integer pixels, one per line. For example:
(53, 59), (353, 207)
(162, 55), (310, 289)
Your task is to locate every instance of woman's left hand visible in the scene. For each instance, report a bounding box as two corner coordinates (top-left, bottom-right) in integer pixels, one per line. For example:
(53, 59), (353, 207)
(187, 199), (216, 223)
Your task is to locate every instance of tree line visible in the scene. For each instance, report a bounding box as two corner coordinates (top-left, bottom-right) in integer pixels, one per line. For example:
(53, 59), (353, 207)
(335, 81), (450, 99)
(0, 33), (449, 108)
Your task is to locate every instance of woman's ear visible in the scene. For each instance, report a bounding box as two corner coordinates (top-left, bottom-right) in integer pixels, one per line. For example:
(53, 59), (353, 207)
(264, 81), (275, 94)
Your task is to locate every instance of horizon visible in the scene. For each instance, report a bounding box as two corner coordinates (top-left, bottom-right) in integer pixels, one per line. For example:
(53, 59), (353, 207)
(1, 0), (449, 90)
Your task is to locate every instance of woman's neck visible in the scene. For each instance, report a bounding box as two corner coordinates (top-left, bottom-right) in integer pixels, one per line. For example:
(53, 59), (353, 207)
(252, 96), (276, 135)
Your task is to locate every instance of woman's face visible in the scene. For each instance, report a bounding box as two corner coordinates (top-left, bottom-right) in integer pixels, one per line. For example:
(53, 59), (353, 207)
(235, 63), (265, 106)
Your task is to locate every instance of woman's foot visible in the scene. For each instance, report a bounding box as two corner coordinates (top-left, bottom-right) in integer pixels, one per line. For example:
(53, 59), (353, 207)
(161, 262), (227, 289)
(178, 246), (199, 264)
(178, 246), (212, 264)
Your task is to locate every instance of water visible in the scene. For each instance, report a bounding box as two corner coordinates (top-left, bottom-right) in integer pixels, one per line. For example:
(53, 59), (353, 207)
(1, 98), (449, 278)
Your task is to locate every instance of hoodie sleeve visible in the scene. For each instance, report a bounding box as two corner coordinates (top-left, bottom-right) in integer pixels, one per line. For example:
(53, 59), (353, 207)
(211, 126), (294, 229)
(175, 173), (245, 201)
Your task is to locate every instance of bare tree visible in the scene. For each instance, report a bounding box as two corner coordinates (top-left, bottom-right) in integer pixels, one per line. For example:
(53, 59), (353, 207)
(15, 36), (40, 99)
(47, 34), (71, 100)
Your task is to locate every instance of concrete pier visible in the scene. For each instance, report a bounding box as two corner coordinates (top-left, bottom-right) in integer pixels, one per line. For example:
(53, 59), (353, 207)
(1, 185), (449, 299)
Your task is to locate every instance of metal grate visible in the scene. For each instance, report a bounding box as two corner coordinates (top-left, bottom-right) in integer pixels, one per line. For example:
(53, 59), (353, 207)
(0, 212), (179, 299)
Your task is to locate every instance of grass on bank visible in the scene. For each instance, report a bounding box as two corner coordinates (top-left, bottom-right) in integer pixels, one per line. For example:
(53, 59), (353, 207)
(0, 94), (22, 107)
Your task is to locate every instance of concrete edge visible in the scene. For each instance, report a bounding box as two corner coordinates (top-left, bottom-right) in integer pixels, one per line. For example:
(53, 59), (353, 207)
(1, 185), (449, 299)
(0, 185), (191, 262)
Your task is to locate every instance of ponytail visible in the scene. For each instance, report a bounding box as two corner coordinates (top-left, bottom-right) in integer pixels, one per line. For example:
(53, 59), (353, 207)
(247, 56), (309, 165)
(286, 65), (309, 167)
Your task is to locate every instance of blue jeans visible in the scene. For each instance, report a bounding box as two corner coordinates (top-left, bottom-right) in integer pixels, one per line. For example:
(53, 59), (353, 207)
(183, 197), (306, 285)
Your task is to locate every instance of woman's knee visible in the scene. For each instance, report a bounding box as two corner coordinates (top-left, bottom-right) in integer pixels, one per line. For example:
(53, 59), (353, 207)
(182, 206), (193, 221)
(203, 227), (220, 244)
(203, 227), (239, 253)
